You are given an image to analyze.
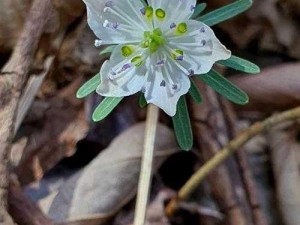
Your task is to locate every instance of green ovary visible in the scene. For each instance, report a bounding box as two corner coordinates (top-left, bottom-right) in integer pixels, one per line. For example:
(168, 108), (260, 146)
(141, 28), (165, 53)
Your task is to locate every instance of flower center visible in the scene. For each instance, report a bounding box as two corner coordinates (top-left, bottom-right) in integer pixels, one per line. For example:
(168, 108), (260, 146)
(141, 28), (165, 53)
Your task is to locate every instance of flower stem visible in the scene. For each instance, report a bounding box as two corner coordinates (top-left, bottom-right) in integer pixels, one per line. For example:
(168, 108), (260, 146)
(165, 105), (300, 216)
(134, 104), (159, 225)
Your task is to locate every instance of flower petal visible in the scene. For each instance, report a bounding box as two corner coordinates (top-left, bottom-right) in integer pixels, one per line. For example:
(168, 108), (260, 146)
(148, 0), (196, 30)
(166, 20), (231, 74)
(96, 45), (148, 96)
(83, 0), (149, 45)
(144, 52), (191, 116)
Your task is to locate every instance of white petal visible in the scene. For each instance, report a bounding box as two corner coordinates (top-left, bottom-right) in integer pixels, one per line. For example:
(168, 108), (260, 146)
(166, 20), (231, 74)
(83, 0), (149, 45)
(148, 0), (196, 30)
(144, 52), (191, 116)
(96, 45), (148, 96)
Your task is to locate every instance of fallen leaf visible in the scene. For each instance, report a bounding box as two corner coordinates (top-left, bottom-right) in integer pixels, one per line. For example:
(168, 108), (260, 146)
(40, 123), (178, 225)
(268, 122), (300, 225)
(231, 63), (300, 112)
(16, 78), (89, 185)
(0, 0), (84, 51)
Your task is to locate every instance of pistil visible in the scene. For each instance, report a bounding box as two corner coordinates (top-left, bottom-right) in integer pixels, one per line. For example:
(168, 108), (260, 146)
(141, 28), (165, 53)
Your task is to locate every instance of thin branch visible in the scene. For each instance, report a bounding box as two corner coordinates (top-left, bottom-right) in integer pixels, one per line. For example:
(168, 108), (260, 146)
(134, 104), (160, 225)
(166, 105), (300, 216)
(0, 0), (54, 223)
(222, 99), (268, 225)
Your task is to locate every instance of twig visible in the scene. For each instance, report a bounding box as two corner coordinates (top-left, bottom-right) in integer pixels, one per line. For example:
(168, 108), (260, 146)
(8, 177), (54, 225)
(0, 0), (54, 223)
(134, 104), (160, 225)
(166, 105), (300, 216)
(222, 99), (268, 225)
(191, 85), (248, 225)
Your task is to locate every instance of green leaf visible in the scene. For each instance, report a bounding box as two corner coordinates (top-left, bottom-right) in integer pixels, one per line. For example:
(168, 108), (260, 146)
(191, 3), (207, 19)
(99, 45), (116, 56)
(139, 93), (147, 108)
(140, 0), (147, 6)
(76, 73), (100, 99)
(189, 79), (202, 103)
(172, 97), (193, 151)
(92, 97), (123, 122)
(218, 55), (260, 74)
(197, 69), (249, 105)
(199, 0), (253, 26)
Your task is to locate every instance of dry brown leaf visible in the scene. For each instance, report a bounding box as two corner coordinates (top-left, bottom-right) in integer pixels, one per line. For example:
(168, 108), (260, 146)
(0, 0), (84, 51)
(16, 78), (89, 185)
(145, 189), (174, 225)
(230, 63), (300, 112)
(207, 0), (300, 58)
(40, 123), (178, 225)
(268, 122), (300, 225)
(0, 0), (32, 51)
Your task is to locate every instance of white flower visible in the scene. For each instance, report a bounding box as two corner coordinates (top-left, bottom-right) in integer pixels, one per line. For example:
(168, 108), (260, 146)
(83, 0), (231, 116)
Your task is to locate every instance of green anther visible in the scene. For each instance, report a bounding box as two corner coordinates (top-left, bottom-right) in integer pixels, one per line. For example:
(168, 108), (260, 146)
(155, 8), (166, 20)
(176, 22), (188, 35)
(121, 45), (134, 57)
(172, 49), (184, 60)
(145, 6), (153, 20)
(131, 56), (144, 67)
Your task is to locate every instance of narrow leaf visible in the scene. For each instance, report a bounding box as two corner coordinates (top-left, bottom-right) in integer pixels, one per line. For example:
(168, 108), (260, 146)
(189, 79), (202, 103)
(199, 0), (253, 26)
(197, 69), (249, 105)
(139, 93), (147, 108)
(218, 55), (260, 74)
(76, 73), (100, 99)
(92, 97), (123, 122)
(99, 45), (116, 56)
(192, 3), (207, 19)
(172, 97), (193, 151)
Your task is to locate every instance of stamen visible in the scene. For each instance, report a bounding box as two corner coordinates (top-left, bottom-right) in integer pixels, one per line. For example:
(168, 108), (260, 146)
(140, 8), (146, 15)
(188, 69), (195, 76)
(160, 80), (166, 87)
(121, 63), (132, 71)
(143, 6), (153, 21)
(105, 1), (113, 7)
(163, 46), (190, 75)
(104, 5), (146, 31)
(156, 59), (165, 66)
(190, 5), (195, 12)
(171, 49), (184, 61)
(94, 39), (103, 47)
(170, 22), (176, 29)
(103, 20), (119, 29)
(160, 55), (180, 94)
(200, 40), (207, 46)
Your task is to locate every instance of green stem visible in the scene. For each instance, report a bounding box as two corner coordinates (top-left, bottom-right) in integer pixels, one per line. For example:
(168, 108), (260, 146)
(134, 104), (159, 225)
